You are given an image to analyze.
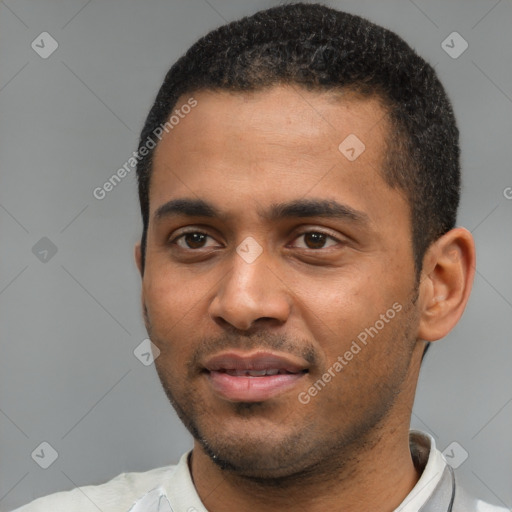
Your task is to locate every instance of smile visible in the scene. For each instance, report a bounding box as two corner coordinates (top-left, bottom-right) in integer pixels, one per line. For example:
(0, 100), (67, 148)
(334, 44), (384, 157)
(203, 351), (309, 402)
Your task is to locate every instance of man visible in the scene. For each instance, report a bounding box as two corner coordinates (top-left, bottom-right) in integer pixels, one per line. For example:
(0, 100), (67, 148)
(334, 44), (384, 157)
(13, 3), (508, 511)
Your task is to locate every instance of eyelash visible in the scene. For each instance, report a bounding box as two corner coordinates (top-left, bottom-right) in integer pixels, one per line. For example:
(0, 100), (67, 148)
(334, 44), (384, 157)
(169, 229), (343, 251)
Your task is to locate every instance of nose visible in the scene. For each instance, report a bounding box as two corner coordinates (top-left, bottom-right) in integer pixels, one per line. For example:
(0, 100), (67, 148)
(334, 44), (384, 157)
(208, 249), (292, 332)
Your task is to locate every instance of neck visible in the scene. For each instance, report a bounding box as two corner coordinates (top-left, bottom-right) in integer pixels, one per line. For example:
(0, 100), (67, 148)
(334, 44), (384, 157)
(190, 421), (421, 512)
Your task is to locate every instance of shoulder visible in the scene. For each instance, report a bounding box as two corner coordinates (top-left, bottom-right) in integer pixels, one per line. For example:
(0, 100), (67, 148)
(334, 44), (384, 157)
(10, 464), (177, 512)
(452, 473), (509, 512)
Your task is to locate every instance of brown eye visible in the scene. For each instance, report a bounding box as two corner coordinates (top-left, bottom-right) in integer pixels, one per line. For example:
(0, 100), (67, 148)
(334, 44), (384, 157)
(173, 232), (218, 250)
(304, 233), (327, 249)
(183, 233), (207, 249)
(292, 231), (340, 250)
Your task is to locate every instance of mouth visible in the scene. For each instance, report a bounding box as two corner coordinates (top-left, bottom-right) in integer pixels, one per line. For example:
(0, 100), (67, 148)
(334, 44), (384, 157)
(203, 351), (309, 402)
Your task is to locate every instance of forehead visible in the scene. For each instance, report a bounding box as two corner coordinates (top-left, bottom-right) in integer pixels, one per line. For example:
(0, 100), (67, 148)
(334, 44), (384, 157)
(149, 86), (406, 229)
(154, 86), (387, 166)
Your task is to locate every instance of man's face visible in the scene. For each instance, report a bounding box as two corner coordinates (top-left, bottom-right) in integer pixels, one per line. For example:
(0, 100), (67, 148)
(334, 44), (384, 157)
(137, 86), (423, 479)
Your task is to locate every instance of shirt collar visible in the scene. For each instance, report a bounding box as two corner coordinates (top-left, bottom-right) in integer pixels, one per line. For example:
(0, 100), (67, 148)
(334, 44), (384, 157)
(395, 430), (448, 511)
(128, 430), (450, 512)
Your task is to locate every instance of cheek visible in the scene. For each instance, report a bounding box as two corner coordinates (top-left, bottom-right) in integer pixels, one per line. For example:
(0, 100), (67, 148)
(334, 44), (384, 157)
(143, 269), (204, 342)
(299, 271), (389, 344)
(302, 272), (413, 383)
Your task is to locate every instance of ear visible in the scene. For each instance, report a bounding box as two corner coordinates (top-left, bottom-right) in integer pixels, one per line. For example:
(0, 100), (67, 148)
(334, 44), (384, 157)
(134, 241), (143, 277)
(417, 228), (476, 342)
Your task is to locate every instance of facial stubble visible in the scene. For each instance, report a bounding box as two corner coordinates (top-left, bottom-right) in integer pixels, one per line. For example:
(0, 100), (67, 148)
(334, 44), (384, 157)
(145, 291), (420, 486)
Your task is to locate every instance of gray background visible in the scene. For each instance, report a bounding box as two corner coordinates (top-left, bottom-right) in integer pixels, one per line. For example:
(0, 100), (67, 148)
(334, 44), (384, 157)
(1, 0), (511, 510)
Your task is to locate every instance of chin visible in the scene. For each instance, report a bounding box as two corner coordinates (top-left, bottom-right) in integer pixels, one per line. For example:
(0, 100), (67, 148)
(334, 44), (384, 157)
(194, 419), (328, 481)
(204, 444), (313, 479)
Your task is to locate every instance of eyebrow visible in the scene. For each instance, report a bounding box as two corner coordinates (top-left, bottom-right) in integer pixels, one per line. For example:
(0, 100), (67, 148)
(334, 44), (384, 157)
(264, 198), (369, 224)
(154, 198), (220, 222)
(153, 197), (369, 225)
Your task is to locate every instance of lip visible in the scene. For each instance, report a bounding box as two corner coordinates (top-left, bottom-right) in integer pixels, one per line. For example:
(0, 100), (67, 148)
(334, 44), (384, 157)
(203, 350), (309, 402)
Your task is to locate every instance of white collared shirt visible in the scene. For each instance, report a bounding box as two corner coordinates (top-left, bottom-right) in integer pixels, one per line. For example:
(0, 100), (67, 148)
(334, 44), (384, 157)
(10, 431), (505, 512)
(396, 430), (446, 512)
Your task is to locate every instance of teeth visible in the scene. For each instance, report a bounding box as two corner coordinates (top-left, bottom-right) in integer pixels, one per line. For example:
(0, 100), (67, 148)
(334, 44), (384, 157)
(246, 370), (268, 376)
(223, 369), (282, 377)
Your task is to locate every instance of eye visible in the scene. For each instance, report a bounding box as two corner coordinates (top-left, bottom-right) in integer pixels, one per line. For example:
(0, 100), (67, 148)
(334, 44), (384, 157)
(290, 231), (341, 250)
(171, 231), (220, 250)
(169, 229), (343, 251)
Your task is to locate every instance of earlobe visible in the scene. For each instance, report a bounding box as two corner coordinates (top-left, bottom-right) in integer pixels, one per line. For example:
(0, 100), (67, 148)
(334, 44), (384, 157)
(417, 228), (476, 342)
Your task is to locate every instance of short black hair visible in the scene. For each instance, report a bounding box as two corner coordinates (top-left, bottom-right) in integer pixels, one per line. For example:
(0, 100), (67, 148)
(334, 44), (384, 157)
(136, 2), (460, 277)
